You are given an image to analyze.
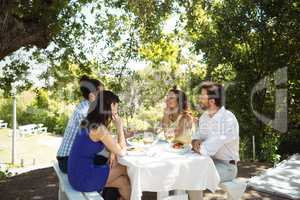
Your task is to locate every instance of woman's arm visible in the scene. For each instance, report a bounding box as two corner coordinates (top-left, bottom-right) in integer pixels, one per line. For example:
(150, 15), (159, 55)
(115, 119), (126, 149)
(89, 126), (126, 156)
(102, 133), (126, 156)
(175, 114), (193, 137)
(112, 113), (127, 149)
(161, 108), (171, 129)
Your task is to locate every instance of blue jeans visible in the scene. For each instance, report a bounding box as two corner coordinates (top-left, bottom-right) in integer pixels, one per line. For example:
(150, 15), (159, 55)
(213, 159), (238, 182)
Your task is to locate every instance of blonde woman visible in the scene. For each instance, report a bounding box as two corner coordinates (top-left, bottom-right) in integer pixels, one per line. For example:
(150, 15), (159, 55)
(161, 87), (195, 144)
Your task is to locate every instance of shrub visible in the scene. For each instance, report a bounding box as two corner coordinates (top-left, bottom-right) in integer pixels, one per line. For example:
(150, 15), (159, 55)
(0, 97), (26, 128)
(259, 130), (281, 163)
(278, 130), (300, 159)
(0, 164), (12, 180)
(125, 103), (164, 132)
(0, 92), (72, 135)
(239, 136), (252, 161)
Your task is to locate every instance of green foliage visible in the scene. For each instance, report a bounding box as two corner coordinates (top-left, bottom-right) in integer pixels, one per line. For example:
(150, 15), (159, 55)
(279, 130), (300, 159)
(105, 0), (175, 42)
(1, 0), (299, 163)
(0, 91), (70, 135)
(0, 60), (31, 95)
(239, 136), (252, 161)
(260, 131), (281, 163)
(0, 167), (12, 180)
(181, 0), (300, 162)
(124, 103), (163, 132)
(0, 95), (28, 127)
(33, 89), (49, 109)
(18, 98), (71, 135)
(0, 163), (18, 180)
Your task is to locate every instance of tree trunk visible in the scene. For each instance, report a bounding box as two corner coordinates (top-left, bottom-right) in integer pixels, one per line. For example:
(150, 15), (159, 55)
(0, 0), (60, 60)
(253, 87), (267, 154)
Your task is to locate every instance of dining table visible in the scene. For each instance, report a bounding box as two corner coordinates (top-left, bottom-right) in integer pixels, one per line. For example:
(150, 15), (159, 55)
(118, 140), (221, 200)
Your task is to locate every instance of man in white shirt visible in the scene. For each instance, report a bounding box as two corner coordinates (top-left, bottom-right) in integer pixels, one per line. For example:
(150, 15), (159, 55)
(191, 81), (239, 182)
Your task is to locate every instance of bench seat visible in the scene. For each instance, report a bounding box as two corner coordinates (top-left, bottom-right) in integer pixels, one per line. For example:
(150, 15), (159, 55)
(220, 179), (247, 200)
(18, 124), (38, 137)
(0, 122), (8, 128)
(53, 163), (103, 200)
(186, 179), (247, 200)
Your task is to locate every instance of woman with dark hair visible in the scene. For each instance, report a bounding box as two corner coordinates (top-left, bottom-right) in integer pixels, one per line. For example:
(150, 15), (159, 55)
(57, 75), (104, 174)
(161, 86), (195, 144)
(68, 90), (130, 200)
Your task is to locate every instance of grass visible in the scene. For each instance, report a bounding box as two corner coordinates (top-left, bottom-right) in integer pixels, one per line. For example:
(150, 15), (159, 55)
(0, 128), (62, 168)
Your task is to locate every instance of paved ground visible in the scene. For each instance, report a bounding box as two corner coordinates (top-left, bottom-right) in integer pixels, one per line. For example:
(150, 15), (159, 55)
(0, 162), (290, 200)
(0, 129), (292, 199)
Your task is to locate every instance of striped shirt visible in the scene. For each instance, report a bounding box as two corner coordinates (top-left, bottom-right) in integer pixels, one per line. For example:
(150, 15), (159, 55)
(57, 100), (89, 157)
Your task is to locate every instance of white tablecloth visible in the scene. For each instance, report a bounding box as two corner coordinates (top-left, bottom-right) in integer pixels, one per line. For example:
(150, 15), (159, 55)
(118, 142), (220, 200)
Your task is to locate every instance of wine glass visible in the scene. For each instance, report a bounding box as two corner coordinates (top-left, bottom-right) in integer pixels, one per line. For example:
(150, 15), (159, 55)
(143, 132), (154, 145)
(126, 122), (138, 138)
(164, 128), (175, 142)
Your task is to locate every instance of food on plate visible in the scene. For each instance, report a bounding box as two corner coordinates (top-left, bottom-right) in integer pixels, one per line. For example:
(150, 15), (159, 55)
(127, 134), (144, 144)
(167, 142), (189, 154)
(172, 142), (184, 149)
(173, 134), (191, 145)
(143, 137), (154, 144)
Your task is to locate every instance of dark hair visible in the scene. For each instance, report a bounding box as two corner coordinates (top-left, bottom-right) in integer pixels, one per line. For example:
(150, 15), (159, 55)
(82, 90), (120, 129)
(169, 86), (189, 113)
(200, 81), (224, 107)
(79, 75), (103, 100)
(79, 75), (90, 82)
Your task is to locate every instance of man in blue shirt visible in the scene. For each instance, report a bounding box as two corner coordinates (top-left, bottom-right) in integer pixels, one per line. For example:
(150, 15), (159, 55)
(56, 75), (103, 173)
(56, 76), (127, 200)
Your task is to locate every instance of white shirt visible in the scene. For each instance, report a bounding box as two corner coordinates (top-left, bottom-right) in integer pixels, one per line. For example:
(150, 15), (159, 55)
(192, 107), (240, 161)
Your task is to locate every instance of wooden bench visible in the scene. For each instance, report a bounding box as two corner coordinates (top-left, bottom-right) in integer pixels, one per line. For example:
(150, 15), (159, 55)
(37, 123), (48, 134)
(0, 120), (8, 128)
(157, 190), (188, 200)
(18, 124), (38, 137)
(53, 163), (104, 200)
(219, 179), (247, 200)
(187, 179), (247, 200)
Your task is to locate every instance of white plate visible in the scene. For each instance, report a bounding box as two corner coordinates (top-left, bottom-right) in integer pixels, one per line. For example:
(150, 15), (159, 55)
(126, 146), (146, 156)
(166, 143), (190, 154)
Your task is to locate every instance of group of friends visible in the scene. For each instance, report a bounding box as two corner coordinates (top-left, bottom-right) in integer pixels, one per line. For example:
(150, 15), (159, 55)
(56, 75), (240, 200)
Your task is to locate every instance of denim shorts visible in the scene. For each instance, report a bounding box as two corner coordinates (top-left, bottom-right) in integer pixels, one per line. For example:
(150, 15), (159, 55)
(213, 159), (238, 182)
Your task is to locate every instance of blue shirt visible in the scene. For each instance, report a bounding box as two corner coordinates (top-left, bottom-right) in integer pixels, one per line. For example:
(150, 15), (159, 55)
(57, 100), (89, 157)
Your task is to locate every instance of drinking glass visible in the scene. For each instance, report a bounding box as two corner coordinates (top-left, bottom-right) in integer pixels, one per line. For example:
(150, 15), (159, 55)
(143, 132), (154, 144)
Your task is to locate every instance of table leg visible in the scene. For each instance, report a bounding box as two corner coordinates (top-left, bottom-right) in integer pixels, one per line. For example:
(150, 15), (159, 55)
(58, 187), (68, 200)
(187, 190), (203, 200)
(157, 191), (169, 200)
(174, 190), (186, 195)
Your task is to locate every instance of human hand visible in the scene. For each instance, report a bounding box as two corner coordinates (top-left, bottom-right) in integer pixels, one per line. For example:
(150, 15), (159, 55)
(191, 139), (202, 153)
(112, 113), (123, 130)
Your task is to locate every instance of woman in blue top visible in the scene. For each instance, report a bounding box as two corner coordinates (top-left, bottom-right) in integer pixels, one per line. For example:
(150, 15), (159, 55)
(68, 90), (130, 200)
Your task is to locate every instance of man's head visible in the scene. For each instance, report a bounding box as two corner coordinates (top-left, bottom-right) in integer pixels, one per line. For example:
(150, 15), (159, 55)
(79, 75), (104, 102)
(199, 81), (224, 110)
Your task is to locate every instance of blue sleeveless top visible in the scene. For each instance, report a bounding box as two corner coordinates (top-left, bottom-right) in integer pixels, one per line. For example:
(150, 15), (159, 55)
(68, 128), (110, 192)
